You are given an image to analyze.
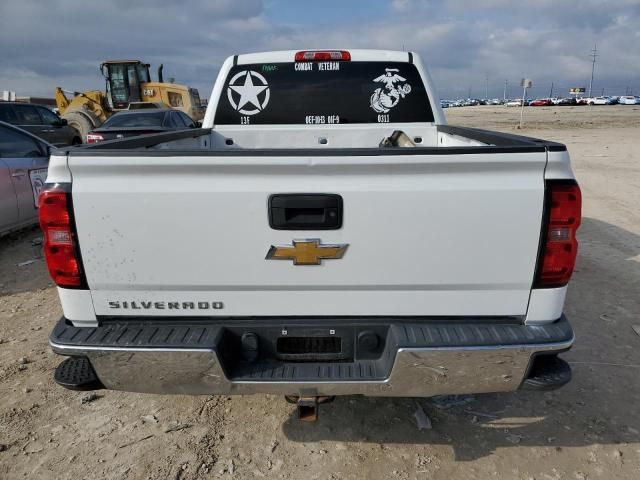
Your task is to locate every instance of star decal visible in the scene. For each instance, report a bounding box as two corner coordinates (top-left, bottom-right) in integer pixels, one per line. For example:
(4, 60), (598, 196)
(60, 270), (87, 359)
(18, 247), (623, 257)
(227, 70), (270, 115)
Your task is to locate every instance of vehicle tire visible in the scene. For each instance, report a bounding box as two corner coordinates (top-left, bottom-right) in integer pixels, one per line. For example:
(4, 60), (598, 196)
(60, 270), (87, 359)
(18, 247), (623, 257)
(71, 137), (82, 146)
(63, 111), (95, 142)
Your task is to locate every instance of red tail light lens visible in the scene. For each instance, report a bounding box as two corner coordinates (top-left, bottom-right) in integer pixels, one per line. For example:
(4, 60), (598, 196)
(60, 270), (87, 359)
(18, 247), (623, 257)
(534, 181), (582, 288)
(86, 133), (103, 144)
(38, 187), (83, 288)
(295, 50), (351, 61)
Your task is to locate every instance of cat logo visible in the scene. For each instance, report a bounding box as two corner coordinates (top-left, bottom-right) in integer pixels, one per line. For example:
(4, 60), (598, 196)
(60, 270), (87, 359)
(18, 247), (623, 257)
(266, 239), (348, 265)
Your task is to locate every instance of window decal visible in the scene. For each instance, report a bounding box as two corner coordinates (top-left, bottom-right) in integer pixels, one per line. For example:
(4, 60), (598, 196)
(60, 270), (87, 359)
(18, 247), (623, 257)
(226, 70), (270, 116)
(370, 68), (412, 114)
(214, 62), (433, 125)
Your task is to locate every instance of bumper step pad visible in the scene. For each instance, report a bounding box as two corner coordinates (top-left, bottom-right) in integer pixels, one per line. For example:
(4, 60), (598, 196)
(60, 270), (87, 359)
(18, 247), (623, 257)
(522, 354), (572, 390)
(54, 356), (104, 391)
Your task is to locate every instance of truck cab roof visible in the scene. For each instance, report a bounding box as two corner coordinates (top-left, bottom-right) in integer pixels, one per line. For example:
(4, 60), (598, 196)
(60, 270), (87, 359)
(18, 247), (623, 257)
(234, 49), (414, 65)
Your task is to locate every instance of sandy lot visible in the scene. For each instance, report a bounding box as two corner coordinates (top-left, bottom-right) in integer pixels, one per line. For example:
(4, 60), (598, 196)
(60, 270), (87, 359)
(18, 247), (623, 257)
(1, 105), (639, 479)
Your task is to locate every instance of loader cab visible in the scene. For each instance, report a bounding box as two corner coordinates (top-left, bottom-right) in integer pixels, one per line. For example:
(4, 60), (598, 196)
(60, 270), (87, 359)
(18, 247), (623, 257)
(101, 61), (151, 110)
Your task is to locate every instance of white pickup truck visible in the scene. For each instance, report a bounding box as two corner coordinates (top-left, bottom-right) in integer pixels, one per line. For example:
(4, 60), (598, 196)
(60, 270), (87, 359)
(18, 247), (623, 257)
(42, 50), (580, 419)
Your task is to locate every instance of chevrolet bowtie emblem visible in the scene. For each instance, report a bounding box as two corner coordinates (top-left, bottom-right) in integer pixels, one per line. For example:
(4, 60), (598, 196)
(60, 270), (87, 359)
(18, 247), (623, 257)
(266, 239), (348, 265)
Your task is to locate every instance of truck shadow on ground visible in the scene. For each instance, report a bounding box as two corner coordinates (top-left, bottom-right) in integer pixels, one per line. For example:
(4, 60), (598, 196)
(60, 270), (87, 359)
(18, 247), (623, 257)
(282, 217), (640, 460)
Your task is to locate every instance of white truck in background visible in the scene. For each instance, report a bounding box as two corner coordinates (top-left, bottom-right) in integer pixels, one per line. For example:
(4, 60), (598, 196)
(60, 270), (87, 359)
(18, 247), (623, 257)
(41, 50), (580, 420)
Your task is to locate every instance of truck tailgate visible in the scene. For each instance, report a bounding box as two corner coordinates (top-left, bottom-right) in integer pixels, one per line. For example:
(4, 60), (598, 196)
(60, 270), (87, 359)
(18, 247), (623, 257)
(68, 151), (546, 318)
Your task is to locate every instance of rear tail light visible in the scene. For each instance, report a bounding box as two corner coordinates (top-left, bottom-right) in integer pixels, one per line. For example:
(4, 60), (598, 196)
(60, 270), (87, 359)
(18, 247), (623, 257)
(38, 186), (85, 288)
(86, 133), (104, 144)
(534, 180), (582, 288)
(295, 50), (351, 62)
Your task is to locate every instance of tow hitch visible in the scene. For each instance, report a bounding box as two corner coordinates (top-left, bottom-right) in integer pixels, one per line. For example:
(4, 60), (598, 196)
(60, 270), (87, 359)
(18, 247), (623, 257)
(284, 395), (335, 422)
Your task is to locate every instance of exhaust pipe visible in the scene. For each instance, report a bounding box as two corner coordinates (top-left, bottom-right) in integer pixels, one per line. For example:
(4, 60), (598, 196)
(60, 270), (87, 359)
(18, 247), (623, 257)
(157, 64), (164, 83)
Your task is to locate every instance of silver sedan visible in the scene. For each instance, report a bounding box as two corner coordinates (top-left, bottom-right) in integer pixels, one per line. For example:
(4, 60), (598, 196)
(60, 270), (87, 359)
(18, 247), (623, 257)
(0, 121), (51, 237)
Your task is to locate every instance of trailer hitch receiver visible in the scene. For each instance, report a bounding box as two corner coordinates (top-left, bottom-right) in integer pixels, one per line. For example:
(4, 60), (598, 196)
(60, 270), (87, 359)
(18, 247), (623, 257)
(285, 395), (335, 422)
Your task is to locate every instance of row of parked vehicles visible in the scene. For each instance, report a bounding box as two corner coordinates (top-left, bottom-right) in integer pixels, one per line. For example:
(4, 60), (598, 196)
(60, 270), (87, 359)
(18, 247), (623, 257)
(524, 96), (639, 106)
(0, 101), (201, 148)
(443, 95), (640, 108)
(441, 98), (502, 107)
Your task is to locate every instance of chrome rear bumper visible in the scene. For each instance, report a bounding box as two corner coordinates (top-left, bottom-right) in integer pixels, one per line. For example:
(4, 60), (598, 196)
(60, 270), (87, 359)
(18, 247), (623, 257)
(50, 316), (574, 397)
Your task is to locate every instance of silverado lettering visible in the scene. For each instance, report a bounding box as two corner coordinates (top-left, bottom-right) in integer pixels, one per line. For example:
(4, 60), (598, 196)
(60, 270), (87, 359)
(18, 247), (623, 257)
(108, 301), (224, 310)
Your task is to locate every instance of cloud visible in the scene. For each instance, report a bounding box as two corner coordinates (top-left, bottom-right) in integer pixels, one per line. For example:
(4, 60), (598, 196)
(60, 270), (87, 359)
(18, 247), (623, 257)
(0, 0), (269, 96)
(0, 0), (638, 100)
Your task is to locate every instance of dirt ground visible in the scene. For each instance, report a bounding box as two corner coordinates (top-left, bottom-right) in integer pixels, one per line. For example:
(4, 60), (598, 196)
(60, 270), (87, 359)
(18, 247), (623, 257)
(1, 105), (639, 479)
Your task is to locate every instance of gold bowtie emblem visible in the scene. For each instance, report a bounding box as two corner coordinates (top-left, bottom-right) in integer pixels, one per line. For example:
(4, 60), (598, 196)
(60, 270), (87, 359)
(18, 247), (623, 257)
(266, 239), (348, 265)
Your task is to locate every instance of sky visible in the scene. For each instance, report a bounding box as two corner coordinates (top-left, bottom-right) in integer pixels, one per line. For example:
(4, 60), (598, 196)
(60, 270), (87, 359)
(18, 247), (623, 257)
(1, 0), (639, 100)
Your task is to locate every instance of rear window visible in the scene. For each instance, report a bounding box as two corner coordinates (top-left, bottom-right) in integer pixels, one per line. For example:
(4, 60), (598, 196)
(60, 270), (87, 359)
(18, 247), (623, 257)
(104, 112), (166, 128)
(14, 105), (42, 125)
(0, 104), (18, 123)
(0, 125), (42, 158)
(214, 61), (434, 125)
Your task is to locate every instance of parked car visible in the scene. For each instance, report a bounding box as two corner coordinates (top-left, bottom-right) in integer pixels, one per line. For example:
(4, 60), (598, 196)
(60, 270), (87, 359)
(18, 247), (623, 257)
(0, 121), (51, 236)
(557, 98), (578, 106)
(529, 99), (552, 106)
(86, 109), (198, 144)
(588, 96), (614, 105)
(0, 102), (81, 147)
(619, 96), (640, 105)
(504, 99), (523, 107)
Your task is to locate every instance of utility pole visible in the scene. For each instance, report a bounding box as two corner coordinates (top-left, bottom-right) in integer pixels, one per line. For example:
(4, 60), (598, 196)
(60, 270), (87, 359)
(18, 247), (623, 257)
(588, 44), (598, 97)
(485, 74), (489, 100)
(468, 86), (472, 98)
(549, 82), (554, 98)
(503, 79), (508, 101)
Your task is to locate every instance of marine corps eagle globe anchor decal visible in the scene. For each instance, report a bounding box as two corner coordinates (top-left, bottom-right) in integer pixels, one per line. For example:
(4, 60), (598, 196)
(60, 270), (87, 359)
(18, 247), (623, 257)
(266, 239), (348, 265)
(370, 68), (412, 113)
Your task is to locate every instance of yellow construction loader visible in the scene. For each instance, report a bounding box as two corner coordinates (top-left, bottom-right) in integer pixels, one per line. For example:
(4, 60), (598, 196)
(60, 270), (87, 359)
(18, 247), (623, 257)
(55, 60), (204, 140)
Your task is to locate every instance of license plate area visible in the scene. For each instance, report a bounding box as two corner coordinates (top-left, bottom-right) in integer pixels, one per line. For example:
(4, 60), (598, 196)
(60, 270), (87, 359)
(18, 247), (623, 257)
(276, 336), (342, 361)
(216, 322), (390, 377)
